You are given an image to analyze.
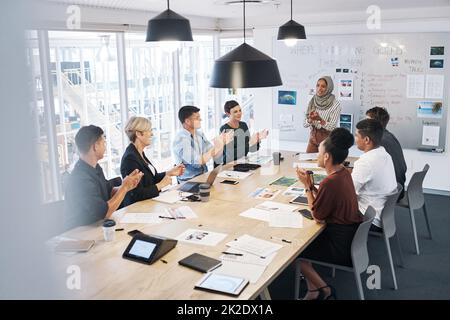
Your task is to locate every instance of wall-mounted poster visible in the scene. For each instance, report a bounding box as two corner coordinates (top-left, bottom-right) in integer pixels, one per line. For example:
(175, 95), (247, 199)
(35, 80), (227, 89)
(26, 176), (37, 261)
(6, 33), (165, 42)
(430, 59), (444, 69)
(337, 79), (353, 101)
(417, 101), (443, 119)
(430, 46), (444, 55)
(339, 113), (353, 133)
(278, 90), (297, 105)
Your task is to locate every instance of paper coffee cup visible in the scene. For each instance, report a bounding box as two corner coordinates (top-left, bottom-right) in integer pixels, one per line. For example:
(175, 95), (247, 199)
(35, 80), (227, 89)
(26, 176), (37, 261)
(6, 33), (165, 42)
(102, 219), (116, 242)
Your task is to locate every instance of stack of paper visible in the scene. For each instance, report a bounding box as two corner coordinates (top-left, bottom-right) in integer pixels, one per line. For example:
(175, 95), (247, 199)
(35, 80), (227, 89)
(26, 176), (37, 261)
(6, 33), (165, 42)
(268, 212), (303, 228)
(240, 208), (272, 222)
(120, 212), (163, 224)
(249, 187), (281, 200)
(175, 228), (228, 246)
(218, 170), (253, 180)
(255, 201), (298, 212)
(237, 154), (272, 165)
(214, 249), (278, 284)
(226, 234), (283, 258)
(240, 201), (298, 223)
(163, 206), (198, 219)
(282, 186), (305, 197)
(153, 189), (190, 204)
(293, 162), (321, 170)
(298, 153), (319, 161)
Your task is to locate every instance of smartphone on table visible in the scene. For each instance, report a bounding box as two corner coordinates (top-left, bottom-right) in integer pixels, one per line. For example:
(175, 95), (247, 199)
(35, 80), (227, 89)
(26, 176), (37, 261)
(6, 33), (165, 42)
(220, 179), (239, 185)
(298, 209), (313, 220)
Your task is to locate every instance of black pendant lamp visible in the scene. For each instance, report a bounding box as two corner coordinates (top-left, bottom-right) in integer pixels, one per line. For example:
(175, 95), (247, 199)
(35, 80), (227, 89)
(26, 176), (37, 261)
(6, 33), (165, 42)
(146, 0), (193, 42)
(277, 0), (306, 47)
(210, 0), (282, 88)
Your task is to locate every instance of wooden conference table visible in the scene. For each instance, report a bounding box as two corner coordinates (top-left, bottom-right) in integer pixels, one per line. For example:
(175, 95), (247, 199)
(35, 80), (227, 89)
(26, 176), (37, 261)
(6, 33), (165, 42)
(56, 151), (328, 300)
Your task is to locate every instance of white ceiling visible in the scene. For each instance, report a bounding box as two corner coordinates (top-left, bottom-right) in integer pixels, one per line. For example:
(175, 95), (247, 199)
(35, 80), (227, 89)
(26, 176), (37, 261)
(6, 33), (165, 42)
(47, 0), (450, 19)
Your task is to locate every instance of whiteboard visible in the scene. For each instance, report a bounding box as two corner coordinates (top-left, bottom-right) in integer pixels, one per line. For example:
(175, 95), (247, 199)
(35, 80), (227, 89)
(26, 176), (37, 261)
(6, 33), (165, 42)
(273, 33), (449, 151)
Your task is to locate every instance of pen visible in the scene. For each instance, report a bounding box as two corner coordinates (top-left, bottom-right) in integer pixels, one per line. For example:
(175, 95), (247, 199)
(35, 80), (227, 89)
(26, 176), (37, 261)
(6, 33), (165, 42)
(159, 216), (176, 220)
(115, 228), (124, 231)
(221, 252), (243, 256)
(161, 259), (168, 264)
(271, 236), (292, 244)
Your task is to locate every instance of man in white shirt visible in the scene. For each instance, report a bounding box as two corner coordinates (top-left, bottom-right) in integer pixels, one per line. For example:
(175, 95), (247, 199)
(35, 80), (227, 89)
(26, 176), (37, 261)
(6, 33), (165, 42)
(352, 119), (397, 230)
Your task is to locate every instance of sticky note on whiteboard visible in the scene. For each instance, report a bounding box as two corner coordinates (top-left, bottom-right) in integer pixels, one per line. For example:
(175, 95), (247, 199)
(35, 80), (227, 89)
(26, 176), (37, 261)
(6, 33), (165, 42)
(422, 125), (440, 146)
(279, 114), (294, 123)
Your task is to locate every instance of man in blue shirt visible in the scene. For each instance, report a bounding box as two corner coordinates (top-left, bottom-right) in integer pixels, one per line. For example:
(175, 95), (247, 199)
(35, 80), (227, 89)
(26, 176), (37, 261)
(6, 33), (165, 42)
(173, 106), (234, 182)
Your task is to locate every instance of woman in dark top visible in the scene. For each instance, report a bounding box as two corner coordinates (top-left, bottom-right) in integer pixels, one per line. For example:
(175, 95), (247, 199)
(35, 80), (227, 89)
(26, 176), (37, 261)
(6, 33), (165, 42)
(296, 128), (363, 300)
(218, 100), (269, 165)
(120, 116), (185, 206)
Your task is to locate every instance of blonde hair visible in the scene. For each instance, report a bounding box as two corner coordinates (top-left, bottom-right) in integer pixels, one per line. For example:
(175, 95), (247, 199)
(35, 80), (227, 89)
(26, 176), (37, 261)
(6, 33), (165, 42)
(124, 116), (152, 142)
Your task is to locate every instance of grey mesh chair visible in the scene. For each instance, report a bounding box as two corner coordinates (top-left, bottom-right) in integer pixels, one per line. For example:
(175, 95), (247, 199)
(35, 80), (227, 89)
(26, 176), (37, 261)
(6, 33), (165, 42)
(294, 206), (376, 300)
(396, 164), (432, 255)
(369, 184), (404, 290)
(42, 200), (67, 237)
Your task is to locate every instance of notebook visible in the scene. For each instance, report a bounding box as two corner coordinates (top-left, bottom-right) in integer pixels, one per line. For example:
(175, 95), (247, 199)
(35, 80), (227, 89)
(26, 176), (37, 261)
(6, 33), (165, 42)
(178, 253), (222, 273)
(54, 240), (95, 253)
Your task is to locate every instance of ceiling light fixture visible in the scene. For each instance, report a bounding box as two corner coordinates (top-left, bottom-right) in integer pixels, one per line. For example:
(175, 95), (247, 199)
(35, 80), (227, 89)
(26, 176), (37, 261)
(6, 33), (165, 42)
(210, 0), (282, 88)
(145, 0), (193, 44)
(277, 0), (306, 47)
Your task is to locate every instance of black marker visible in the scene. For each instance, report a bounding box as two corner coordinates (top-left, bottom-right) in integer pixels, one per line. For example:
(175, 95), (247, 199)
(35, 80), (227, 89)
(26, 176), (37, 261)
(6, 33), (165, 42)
(159, 216), (176, 220)
(221, 252), (243, 256)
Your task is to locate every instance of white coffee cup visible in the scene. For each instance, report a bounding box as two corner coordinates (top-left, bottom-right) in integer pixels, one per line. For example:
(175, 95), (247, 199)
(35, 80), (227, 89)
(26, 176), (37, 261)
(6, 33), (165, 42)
(102, 219), (116, 242)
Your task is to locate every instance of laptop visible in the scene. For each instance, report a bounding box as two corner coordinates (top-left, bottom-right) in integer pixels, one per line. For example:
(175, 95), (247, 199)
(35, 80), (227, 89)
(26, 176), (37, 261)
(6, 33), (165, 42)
(178, 165), (222, 193)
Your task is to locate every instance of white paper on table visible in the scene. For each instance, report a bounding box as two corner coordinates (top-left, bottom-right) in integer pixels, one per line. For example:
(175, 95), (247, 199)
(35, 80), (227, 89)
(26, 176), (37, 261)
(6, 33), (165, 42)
(406, 74), (425, 98)
(422, 125), (440, 146)
(298, 153), (319, 161)
(249, 187), (281, 200)
(255, 201), (298, 213)
(260, 165), (279, 176)
(213, 261), (266, 284)
(242, 154), (273, 165)
(220, 248), (277, 267)
(120, 212), (163, 224)
(175, 228), (227, 246)
(425, 74), (444, 99)
(218, 170), (253, 180)
(269, 212), (303, 228)
(282, 186), (305, 197)
(163, 206), (198, 219)
(153, 189), (190, 204)
(240, 208), (272, 222)
(293, 162), (321, 169)
(226, 234), (283, 258)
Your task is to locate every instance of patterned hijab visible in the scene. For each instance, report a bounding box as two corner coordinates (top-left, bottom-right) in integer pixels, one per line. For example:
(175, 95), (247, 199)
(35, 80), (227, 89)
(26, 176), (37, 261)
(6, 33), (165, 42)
(307, 76), (336, 112)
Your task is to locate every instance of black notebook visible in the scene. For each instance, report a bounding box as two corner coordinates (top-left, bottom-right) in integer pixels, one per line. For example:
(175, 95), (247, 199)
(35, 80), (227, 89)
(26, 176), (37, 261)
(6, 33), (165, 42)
(178, 253), (222, 273)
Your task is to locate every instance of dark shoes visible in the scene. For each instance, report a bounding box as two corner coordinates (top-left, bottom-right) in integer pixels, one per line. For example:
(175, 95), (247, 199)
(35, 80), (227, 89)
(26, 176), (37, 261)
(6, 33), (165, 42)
(370, 224), (383, 233)
(301, 285), (337, 300)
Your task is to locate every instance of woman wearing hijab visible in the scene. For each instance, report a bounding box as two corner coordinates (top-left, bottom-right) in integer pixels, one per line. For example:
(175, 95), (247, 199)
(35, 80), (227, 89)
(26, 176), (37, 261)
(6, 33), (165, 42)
(304, 76), (342, 153)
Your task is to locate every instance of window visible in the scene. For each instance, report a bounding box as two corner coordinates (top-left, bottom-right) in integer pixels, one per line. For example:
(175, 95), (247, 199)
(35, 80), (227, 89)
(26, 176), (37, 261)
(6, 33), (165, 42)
(219, 38), (255, 131)
(48, 31), (123, 178)
(32, 30), (254, 203)
(179, 35), (215, 139)
(125, 33), (176, 170)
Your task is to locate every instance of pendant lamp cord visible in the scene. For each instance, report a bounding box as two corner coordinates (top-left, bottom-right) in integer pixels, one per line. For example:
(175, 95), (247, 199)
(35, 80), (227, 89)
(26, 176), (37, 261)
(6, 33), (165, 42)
(243, 0), (246, 43)
(291, 0), (293, 20)
(167, 0), (170, 10)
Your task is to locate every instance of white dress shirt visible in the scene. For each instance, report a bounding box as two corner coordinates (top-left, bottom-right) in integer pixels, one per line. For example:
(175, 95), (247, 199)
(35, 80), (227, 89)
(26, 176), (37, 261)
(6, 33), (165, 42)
(352, 146), (397, 227)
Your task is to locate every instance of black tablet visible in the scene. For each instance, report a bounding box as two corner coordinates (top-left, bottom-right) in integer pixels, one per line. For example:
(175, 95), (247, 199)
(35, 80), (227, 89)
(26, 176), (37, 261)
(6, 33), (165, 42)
(194, 273), (249, 296)
(123, 233), (177, 265)
(289, 195), (308, 205)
